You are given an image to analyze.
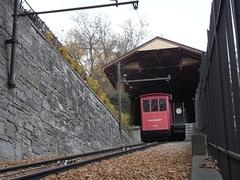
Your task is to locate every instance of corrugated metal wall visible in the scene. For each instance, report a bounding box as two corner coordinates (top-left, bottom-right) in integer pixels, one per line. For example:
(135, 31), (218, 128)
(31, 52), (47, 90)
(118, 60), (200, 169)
(195, 0), (240, 179)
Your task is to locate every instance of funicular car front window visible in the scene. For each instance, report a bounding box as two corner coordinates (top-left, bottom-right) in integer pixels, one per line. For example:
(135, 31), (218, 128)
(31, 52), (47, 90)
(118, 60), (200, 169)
(143, 100), (150, 112)
(151, 99), (158, 112)
(159, 98), (167, 111)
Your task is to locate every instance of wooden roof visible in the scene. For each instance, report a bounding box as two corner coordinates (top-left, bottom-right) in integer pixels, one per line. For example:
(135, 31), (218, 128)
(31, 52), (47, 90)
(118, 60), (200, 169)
(103, 37), (203, 98)
(103, 36), (203, 71)
(103, 36), (203, 124)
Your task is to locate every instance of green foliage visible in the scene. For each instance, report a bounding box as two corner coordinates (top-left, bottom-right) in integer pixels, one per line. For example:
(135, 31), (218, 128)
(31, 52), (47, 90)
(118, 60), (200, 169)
(85, 76), (132, 132)
(85, 77), (119, 120)
(85, 77), (100, 93)
(57, 45), (120, 122)
(108, 90), (131, 114)
(107, 90), (133, 132)
(43, 13), (147, 134)
(121, 112), (132, 134)
(56, 45), (122, 125)
(44, 31), (54, 43)
(58, 46), (86, 79)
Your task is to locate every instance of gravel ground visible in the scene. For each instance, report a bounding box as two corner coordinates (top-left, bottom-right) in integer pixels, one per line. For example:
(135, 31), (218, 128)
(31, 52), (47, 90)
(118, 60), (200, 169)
(0, 156), (56, 169)
(45, 142), (192, 180)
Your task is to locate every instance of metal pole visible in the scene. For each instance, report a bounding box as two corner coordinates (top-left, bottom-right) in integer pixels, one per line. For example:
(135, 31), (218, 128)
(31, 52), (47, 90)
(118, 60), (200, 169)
(7, 0), (20, 88)
(117, 62), (122, 138)
(172, 102), (176, 125)
(19, 1), (139, 16)
(182, 102), (185, 123)
(123, 74), (171, 83)
(6, 0), (138, 88)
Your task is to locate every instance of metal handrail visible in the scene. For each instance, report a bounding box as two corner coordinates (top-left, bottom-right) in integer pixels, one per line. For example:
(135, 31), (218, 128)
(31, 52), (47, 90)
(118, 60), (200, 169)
(20, 0), (62, 47)
(208, 142), (240, 162)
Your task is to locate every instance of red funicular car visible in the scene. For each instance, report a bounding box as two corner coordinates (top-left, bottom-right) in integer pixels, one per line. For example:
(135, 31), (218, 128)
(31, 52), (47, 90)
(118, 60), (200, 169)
(140, 93), (173, 141)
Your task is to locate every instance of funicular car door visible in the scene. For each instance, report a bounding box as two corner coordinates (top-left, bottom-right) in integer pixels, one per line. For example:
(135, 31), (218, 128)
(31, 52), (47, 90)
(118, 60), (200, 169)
(173, 102), (186, 125)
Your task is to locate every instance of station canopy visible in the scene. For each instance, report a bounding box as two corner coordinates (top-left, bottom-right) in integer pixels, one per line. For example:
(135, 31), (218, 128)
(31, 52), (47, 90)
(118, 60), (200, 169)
(103, 37), (203, 124)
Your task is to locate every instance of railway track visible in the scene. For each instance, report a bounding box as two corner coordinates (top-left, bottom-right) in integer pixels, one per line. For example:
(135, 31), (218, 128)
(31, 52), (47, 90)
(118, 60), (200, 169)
(0, 142), (160, 180)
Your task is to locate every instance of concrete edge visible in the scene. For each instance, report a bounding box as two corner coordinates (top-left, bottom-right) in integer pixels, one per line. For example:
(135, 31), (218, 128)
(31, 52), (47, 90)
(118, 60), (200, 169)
(191, 134), (223, 180)
(191, 155), (223, 180)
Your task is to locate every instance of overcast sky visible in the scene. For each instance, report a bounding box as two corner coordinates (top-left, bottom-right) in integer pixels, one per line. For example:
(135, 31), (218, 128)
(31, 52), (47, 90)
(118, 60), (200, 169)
(25, 0), (212, 51)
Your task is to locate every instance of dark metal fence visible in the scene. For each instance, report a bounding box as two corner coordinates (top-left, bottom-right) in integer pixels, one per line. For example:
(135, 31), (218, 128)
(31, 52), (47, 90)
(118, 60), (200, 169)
(20, 0), (62, 47)
(195, 0), (240, 179)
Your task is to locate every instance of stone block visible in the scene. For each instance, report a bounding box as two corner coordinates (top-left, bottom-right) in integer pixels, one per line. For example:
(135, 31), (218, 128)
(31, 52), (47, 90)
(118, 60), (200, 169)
(5, 123), (16, 138)
(26, 98), (40, 112)
(24, 123), (34, 132)
(0, 66), (7, 79)
(192, 134), (208, 156)
(42, 99), (50, 110)
(0, 122), (5, 134)
(38, 82), (48, 96)
(0, 140), (15, 160)
(15, 141), (23, 159)
(0, 96), (8, 110)
(33, 128), (42, 139)
(16, 89), (26, 102)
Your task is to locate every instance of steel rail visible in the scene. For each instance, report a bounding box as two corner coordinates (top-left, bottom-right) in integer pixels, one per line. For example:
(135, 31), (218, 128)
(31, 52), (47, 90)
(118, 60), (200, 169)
(10, 142), (160, 180)
(0, 143), (144, 174)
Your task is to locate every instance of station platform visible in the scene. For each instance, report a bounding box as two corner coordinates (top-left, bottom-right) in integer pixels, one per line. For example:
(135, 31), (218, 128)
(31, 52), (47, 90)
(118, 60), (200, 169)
(191, 134), (223, 180)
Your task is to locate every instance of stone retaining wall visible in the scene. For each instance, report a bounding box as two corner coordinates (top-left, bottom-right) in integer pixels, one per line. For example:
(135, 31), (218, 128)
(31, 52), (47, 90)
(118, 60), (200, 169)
(0, 0), (134, 160)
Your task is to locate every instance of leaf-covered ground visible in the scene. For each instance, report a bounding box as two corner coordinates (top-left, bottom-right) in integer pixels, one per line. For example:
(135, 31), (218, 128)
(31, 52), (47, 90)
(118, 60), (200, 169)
(0, 156), (56, 169)
(45, 142), (192, 180)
